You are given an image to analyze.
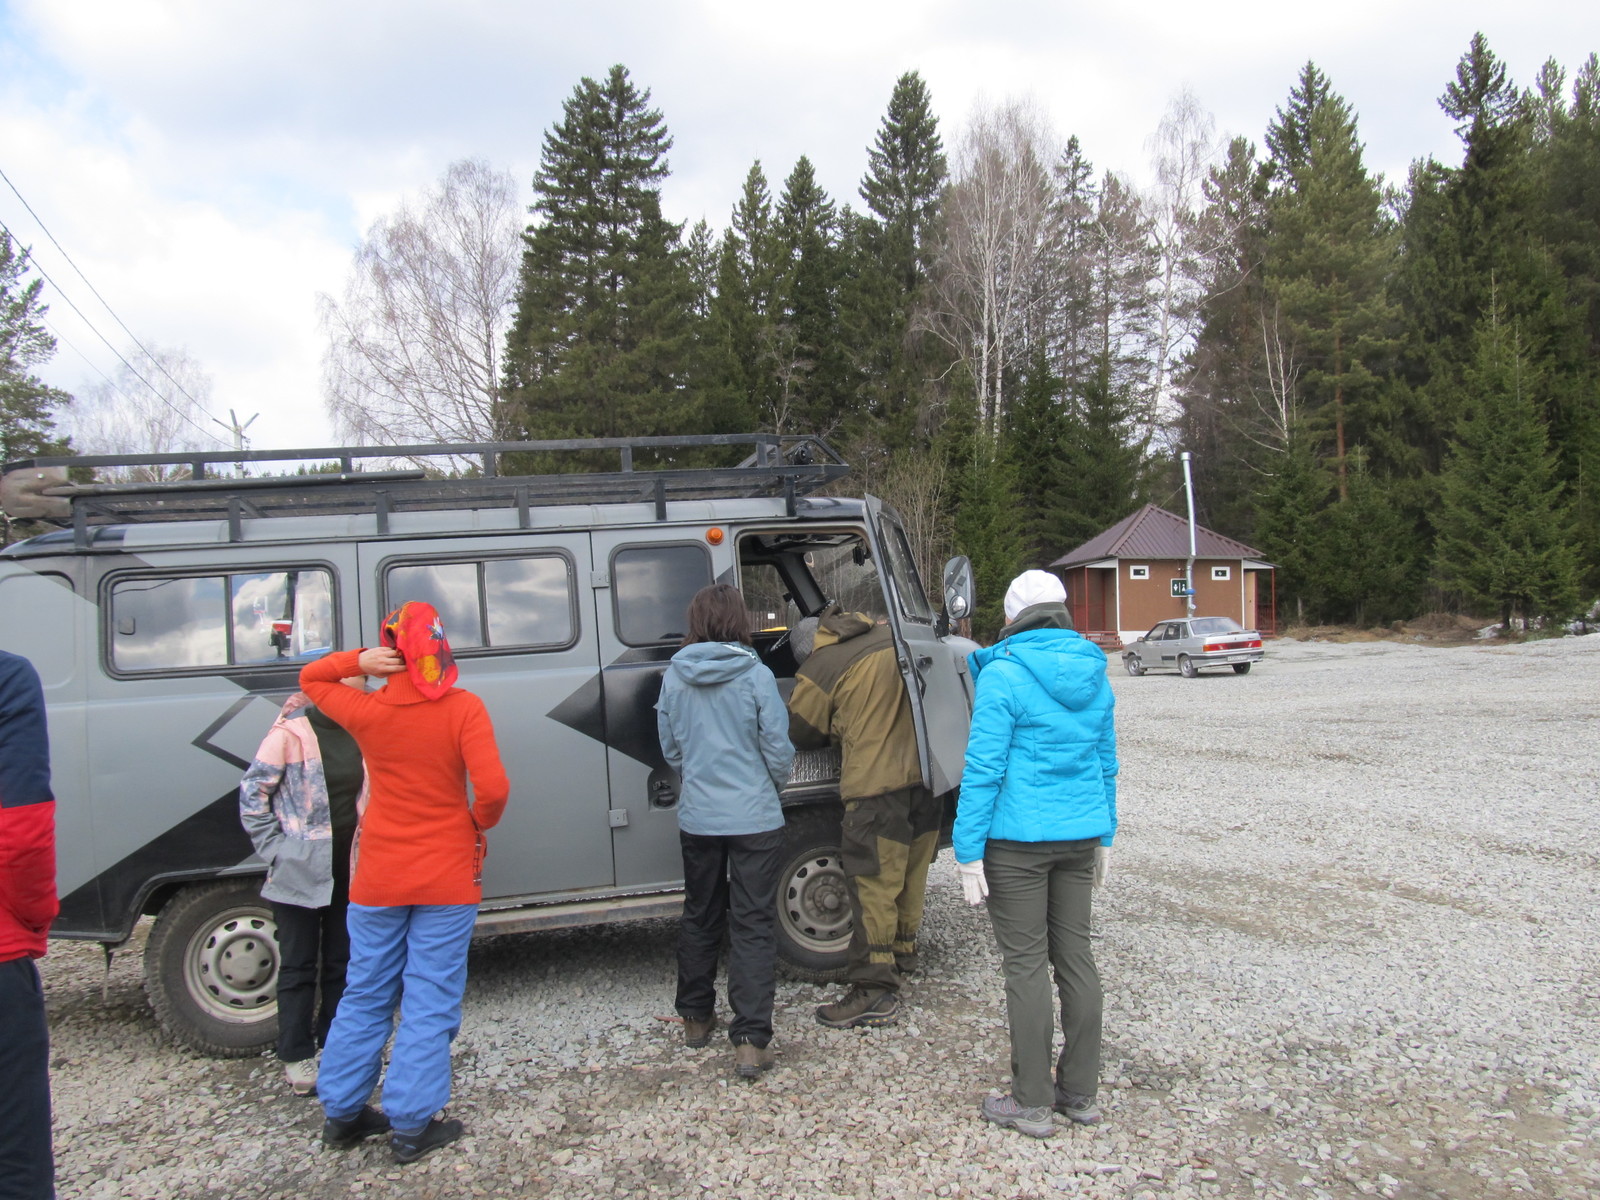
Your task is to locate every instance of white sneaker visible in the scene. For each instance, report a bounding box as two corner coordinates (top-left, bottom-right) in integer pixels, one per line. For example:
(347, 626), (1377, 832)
(284, 1057), (318, 1096)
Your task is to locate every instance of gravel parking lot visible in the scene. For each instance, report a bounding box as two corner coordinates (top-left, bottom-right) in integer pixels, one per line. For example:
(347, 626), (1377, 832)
(39, 635), (1600, 1200)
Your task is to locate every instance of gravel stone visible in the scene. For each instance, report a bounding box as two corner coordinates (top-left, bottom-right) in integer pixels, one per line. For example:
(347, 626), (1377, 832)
(38, 635), (1600, 1198)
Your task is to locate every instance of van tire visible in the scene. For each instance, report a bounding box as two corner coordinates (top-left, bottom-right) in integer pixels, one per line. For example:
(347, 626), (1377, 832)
(775, 805), (852, 983)
(143, 880), (279, 1057)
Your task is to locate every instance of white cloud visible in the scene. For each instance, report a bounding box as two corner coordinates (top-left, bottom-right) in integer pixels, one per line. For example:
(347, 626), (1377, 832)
(3, 0), (1597, 456)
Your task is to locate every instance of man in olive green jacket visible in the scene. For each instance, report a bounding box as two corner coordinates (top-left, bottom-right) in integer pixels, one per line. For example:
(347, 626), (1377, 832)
(789, 606), (940, 1028)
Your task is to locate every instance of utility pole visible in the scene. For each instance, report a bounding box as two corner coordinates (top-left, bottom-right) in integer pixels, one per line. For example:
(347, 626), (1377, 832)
(1181, 451), (1198, 618)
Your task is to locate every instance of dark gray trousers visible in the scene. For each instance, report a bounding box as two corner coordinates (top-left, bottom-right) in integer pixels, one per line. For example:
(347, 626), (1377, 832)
(983, 839), (1103, 1108)
(0, 957), (54, 1199)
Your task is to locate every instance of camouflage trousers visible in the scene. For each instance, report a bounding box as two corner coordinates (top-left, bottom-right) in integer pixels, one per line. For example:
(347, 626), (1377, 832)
(839, 784), (941, 993)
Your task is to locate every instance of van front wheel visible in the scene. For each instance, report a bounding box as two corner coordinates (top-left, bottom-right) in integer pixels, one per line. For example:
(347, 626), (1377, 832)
(774, 805), (852, 983)
(143, 880), (279, 1057)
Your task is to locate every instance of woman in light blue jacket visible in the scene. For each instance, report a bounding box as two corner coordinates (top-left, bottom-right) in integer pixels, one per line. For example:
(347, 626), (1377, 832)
(953, 571), (1118, 1139)
(656, 584), (794, 1078)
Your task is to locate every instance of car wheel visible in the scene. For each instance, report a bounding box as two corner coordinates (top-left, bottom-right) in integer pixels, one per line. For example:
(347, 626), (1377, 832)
(1123, 655), (1145, 677)
(1178, 654), (1198, 678)
(774, 804), (851, 983)
(143, 880), (279, 1057)
(1232, 662), (1252, 675)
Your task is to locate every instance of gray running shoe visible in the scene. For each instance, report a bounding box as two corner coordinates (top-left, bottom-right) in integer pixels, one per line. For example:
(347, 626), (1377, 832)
(981, 1093), (1055, 1138)
(1053, 1087), (1102, 1125)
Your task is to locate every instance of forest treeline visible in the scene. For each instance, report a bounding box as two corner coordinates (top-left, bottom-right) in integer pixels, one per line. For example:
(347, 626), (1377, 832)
(493, 36), (1598, 635)
(4, 34), (1596, 638)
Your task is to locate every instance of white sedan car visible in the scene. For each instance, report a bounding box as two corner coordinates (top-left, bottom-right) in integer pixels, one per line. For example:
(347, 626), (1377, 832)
(1122, 617), (1264, 677)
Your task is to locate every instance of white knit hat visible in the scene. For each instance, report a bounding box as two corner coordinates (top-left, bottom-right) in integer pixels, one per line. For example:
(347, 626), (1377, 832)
(1003, 570), (1066, 622)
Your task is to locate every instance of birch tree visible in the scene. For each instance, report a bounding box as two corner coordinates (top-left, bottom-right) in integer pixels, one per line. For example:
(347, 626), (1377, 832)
(321, 159), (521, 454)
(924, 101), (1062, 436)
(69, 346), (222, 481)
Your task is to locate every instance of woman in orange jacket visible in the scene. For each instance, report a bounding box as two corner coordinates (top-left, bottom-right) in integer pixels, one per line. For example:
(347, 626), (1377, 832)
(299, 602), (509, 1165)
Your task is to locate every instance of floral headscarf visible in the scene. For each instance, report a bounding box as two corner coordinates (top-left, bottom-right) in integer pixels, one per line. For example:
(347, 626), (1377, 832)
(380, 601), (457, 699)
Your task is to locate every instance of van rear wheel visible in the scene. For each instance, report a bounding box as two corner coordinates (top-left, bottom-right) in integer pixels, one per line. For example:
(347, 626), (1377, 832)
(144, 880), (279, 1057)
(774, 805), (852, 983)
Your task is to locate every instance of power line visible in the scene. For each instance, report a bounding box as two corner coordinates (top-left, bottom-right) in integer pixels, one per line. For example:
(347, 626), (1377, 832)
(0, 165), (218, 422)
(0, 215), (222, 447)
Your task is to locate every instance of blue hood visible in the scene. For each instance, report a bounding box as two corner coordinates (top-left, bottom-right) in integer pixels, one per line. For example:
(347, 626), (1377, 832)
(668, 641), (761, 686)
(972, 628), (1103, 712)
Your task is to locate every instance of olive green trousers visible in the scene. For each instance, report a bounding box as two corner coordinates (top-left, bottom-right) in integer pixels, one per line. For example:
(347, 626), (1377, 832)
(839, 785), (941, 992)
(983, 838), (1103, 1107)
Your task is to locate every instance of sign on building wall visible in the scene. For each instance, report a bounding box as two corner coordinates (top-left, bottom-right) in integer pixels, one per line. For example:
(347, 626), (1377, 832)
(1170, 577), (1192, 598)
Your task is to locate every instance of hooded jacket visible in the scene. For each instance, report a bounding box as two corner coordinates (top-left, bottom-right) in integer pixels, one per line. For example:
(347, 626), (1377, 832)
(787, 607), (923, 802)
(656, 641), (794, 837)
(239, 692), (369, 908)
(0, 651), (55, 963)
(300, 649), (509, 906)
(952, 603), (1118, 863)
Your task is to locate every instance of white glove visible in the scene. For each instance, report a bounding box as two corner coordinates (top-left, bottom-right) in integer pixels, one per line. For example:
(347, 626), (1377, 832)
(956, 859), (988, 905)
(1094, 846), (1110, 888)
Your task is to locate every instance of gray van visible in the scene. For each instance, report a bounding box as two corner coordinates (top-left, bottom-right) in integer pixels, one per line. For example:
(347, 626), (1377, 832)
(0, 435), (975, 1056)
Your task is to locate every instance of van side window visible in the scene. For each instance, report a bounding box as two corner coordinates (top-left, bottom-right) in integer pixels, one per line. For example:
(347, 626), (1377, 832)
(386, 554), (577, 651)
(110, 568), (335, 672)
(613, 544), (712, 645)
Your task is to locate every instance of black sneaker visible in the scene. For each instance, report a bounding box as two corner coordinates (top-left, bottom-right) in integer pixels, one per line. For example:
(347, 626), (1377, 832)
(815, 985), (900, 1029)
(390, 1116), (464, 1164)
(322, 1106), (391, 1148)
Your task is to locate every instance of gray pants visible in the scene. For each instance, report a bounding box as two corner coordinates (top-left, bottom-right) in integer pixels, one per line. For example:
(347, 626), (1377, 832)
(983, 839), (1103, 1108)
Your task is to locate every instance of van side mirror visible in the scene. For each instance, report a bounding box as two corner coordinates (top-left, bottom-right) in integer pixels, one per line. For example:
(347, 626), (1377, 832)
(942, 555), (975, 623)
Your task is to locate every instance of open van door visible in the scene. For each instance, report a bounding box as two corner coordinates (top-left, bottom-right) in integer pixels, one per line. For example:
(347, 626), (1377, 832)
(860, 496), (970, 796)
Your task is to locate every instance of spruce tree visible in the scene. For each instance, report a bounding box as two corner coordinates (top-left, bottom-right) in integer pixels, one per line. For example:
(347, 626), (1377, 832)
(0, 233), (72, 541)
(1433, 307), (1580, 627)
(704, 161), (782, 433)
(841, 71), (948, 447)
(772, 156), (845, 434)
(1252, 437), (1333, 624)
(502, 65), (698, 451)
(940, 382), (1026, 640)
(1310, 463), (1422, 624)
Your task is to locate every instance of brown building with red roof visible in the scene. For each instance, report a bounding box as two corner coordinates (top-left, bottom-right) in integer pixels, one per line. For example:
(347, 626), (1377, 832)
(1049, 504), (1276, 648)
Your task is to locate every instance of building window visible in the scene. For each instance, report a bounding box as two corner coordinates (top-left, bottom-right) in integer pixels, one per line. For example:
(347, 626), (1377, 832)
(1128, 565), (1149, 580)
(1212, 566), (1231, 581)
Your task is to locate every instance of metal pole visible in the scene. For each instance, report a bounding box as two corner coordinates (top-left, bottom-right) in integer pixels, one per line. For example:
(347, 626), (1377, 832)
(1180, 451), (1198, 617)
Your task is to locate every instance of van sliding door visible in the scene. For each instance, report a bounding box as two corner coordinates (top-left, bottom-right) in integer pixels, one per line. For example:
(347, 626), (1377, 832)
(361, 534), (611, 898)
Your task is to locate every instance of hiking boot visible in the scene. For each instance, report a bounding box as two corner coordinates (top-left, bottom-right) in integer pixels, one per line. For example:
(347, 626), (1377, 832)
(390, 1116), (464, 1164)
(1053, 1087), (1102, 1125)
(322, 1105), (391, 1149)
(981, 1093), (1055, 1139)
(283, 1056), (318, 1097)
(682, 1014), (717, 1048)
(733, 1042), (774, 1078)
(814, 985), (900, 1029)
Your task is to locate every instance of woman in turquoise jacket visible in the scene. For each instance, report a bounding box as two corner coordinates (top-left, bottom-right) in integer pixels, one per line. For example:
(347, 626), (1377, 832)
(953, 570), (1118, 1139)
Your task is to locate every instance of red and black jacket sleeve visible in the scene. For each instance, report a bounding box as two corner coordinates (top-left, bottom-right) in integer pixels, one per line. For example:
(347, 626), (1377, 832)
(0, 652), (57, 962)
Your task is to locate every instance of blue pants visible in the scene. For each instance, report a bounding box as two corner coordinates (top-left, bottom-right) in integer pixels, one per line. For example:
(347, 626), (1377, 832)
(316, 903), (476, 1133)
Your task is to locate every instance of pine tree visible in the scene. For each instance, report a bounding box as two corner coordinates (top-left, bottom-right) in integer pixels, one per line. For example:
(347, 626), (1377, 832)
(1433, 307), (1580, 627)
(502, 65), (698, 452)
(1264, 65), (1398, 497)
(703, 161), (782, 434)
(1176, 135), (1273, 539)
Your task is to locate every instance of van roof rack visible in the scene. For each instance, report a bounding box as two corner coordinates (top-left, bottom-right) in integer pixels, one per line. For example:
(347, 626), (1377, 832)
(2, 434), (850, 547)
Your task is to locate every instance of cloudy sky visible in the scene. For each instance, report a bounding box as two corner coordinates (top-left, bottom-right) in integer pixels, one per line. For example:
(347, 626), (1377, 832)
(2, 0), (1596, 453)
